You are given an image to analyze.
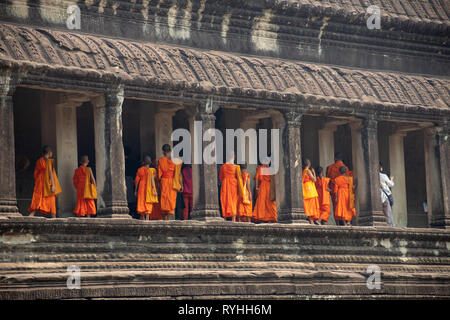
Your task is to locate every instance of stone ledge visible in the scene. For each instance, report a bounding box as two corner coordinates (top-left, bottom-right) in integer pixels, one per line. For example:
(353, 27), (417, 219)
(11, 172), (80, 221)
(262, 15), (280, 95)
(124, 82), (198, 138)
(0, 218), (449, 299)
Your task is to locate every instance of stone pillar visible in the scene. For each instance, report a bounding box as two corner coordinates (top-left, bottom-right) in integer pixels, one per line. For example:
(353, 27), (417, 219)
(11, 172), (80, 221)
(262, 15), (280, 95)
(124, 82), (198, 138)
(389, 132), (407, 227)
(318, 123), (337, 170)
(318, 121), (340, 226)
(351, 118), (386, 226)
(92, 86), (129, 218)
(272, 110), (307, 224)
(190, 98), (221, 221)
(41, 92), (92, 217)
(154, 104), (182, 159)
(54, 96), (79, 217)
(0, 72), (21, 218)
(424, 126), (450, 228)
(139, 101), (155, 159)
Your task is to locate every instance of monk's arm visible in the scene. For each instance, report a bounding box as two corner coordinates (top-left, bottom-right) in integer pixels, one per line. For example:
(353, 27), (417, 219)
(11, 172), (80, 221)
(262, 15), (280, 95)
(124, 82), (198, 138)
(151, 174), (158, 196)
(134, 173), (140, 196)
(307, 170), (316, 182)
(50, 163), (55, 192)
(90, 169), (96, 186)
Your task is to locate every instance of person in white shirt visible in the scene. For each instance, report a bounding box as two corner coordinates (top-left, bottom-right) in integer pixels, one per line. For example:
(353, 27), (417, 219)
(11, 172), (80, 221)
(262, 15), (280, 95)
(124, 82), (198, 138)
(379, 162), (395, 227)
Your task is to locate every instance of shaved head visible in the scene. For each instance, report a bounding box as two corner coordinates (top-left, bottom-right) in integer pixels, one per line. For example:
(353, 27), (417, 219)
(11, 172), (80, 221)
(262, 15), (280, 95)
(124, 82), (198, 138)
(144, 155), (152, 165)
(80, 155), (89, 165)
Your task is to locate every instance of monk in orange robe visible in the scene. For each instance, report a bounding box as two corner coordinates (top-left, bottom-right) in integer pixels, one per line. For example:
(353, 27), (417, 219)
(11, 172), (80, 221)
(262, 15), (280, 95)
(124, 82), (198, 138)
(135, 155), (158, 220)
(315, 167), (331, 225)
(326, 152), (349, 224)
(237, 163), (253, 222)
(253, 158), (277, 223)
(219, 154), (238, 221)
(150, 159), (162, 220)
(157, 144), (182, 220)
(302, 159), (320, 224)
(29, 146), (61, 218)
(333, 166), (355, 226)
(73, 155), (97, 217)
(348, 170), (357, 217)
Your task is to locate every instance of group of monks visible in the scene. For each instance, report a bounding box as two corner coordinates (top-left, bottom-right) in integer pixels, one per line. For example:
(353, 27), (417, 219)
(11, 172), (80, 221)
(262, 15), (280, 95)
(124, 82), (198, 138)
(28, 146), (98, 218)
(28, 144), (185, 220)
(219, 156), (277, 223)
(133, 144), (184, 220)
(302, 153), (357, 226)
(28, 145), (355, 225)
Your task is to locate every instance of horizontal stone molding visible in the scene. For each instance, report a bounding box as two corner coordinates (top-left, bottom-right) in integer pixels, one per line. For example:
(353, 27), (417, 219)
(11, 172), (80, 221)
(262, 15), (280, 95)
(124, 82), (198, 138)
(0, 23), (448, 118)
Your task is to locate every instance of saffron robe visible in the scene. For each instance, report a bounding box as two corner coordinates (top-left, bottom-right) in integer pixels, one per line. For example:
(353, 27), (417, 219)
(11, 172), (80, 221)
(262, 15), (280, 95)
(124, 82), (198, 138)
(135, 166), (158, 215)
(348, 171), (356, 216)
(333, 175), (355, 222)
(327, 161), (349, 211)
(28, 157), (61, 215)
(238, 171), (253, 217)
(157, 157), (177, 214)
(73, 166), (97, 216)
(315, 176), (331, 222)
(219, 163), (238, 218)
(302, 169), (320, 220)
(252, 165), (277, 222)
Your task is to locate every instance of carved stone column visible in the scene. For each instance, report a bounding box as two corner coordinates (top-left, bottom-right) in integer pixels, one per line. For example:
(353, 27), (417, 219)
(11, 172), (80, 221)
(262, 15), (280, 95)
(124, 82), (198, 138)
(41, 92), (92, 217)
(190, 98), (221, 221)
(273, 110), (307, 224)
(318, 123), (337, 170)
(92, 86), (129, 218)
(424, 125), (450, 228)
(0, 71), (21, 218)
(351, 118), (386, 226)
(154, 103), (183, 159)
(389, 131), (408, 227)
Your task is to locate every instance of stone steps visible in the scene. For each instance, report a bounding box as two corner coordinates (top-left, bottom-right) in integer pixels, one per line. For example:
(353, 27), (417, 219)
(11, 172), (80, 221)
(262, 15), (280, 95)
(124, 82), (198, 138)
(0, 218), (449, 299)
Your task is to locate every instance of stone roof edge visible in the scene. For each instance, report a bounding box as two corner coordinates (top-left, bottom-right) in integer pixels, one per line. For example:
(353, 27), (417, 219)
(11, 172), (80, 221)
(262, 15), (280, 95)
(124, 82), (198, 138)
(1, 57), (449, 118)
(266, 0), (450, 36)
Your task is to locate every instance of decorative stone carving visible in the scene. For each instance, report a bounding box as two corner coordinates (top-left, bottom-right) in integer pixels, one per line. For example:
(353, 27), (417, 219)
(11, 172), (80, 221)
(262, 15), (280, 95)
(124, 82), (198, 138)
(92, 85), (130, 218)
(0, 70), (21, 218)
(190, 97), (222, 221)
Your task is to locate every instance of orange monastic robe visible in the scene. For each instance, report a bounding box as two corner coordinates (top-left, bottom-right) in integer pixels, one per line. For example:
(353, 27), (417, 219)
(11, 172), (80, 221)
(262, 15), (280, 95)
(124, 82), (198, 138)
(348, 171), (356, 217)
(28, 157), (59, 215)
(302, 169), (320, 220)
(157, 157), (177, 214)
(315, 176), (331, 222)
(327, 161), (349, 213)
(238, 171), (253, 218)
(252, 165), (277, 222)
(219, 163), (238, 218)
(73, 166), (96, 217)
(135, 166), (157, 215)
(150, 202), (163, 220)
(333, 175), (355, 222)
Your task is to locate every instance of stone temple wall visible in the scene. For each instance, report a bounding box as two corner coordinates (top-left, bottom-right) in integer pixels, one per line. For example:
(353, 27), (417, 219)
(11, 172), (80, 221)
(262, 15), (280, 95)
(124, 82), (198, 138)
(0, 218), (449, 299)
